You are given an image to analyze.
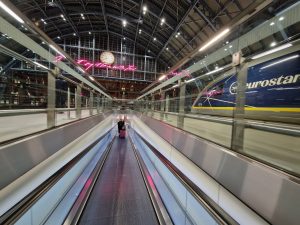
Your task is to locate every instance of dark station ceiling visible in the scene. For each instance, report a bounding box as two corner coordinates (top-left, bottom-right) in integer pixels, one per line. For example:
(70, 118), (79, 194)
(1, 0), (298, 98)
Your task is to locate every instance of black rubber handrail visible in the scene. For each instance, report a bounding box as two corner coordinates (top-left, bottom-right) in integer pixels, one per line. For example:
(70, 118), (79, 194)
(63, 135), (116, 225)
(128, 132), (173, 225)
(0, 127), (114, 225)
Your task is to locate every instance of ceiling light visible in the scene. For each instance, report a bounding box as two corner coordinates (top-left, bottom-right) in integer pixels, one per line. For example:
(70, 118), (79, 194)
(73, 33), (76, 36)
(89, 75), (95, 81)
(251, 43), (292, 59)
(80, 13), (84, 17)
(78, 66), (85, 73)
(166, 47), (169, 50)
(82, 16), (85, 20)
(34, 62), (48, 70)
(57, 36), (61, 39)
(270, 42), (276, 47)
(43, 21), (47, 25)
(224, 48), (227, 51)
(123, 37), (126, 40)
(229, 45), (232, 48)
(279, 16), (284, 21)
(270, 22), (275, 26)
(41, 18), (44, 22)
(177, 32), (180, 35)
(89, 31), (91, 35)
(261, 55), (299, 70)
(49, 44), (66, 58)
(42, 41), (45, 44)
(226, 41), (229, 44)
(206, 67), (224, 75)
(63, 18), (66, 21)
(148, 50), (150, 52)
(158, 75), (166, 81)
(60, 14), (64, 18)
(0, 1), (24, 23)
(186, 78), (195, 83)
(153, 37), (156, 41)
(199, 28), (230, 52)
(143, 5), (147, 11)
(122, 19), (127, 27)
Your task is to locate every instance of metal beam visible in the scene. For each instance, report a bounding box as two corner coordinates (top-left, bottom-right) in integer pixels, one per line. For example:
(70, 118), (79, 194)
(156, 0), (199, 59)
(145, 0), (168, 50)
(56, 0), (79, 35)
(99, 0), (109, 43)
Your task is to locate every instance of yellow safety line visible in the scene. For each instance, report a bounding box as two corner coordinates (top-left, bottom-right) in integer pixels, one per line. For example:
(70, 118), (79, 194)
(192, 106), (300, 112)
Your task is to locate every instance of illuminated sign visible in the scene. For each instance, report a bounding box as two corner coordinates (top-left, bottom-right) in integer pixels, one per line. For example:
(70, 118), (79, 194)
(54, 56), (137, 72)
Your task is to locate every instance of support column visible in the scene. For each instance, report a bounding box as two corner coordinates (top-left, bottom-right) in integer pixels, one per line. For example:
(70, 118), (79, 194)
(47, 70), (56, 128)
(151, 94), (155, 117)
(102, 96), (105, 112)
(231, 64), (248, 151)
(97, 94), (100, 114)
(145, 97), (149, 115)
(177, 79), (186, 128)
(89, 91), (93, 115)
(67, 87), (70, 119)
(165, 94), (170, 121)
(76, 84), (82, 119)
(160, 90), (165, 120)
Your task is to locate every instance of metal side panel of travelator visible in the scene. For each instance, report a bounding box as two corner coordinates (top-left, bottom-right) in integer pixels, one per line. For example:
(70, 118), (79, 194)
(192, 43), (300, 124)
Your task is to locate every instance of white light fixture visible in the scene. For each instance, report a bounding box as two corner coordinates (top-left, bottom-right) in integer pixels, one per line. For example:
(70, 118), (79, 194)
(153, 37), (156, 41)
(63, 18), (66, 21)
(226, 41), (229, 44)
(224, 48), (227, 51)
(78, 66), (85, 73)
(143, 5), (147, 11)
(199, 28), (230, 52)
(57, 36), (61, 39)
(60, 14), (64, 18)
(270, 42), (276, 47)
(148, 50), (150, 52)
(49, 44), (66, 58)
(34, 62), (48, 70)
(159, 75), (166, 81)
(82, 16), (85, 20)
(80, 13), (84, 17)
(279, 16), (284, 21)
(42, 41), (45, 44)
(122, 19), (127, 27)
(229, 45), (232, 48)
(186, 78), (195, 83)
(206, 67), (224, 75)
(73, 33), (76, 36)
(41, 18), (44, 22)
(89, 75), (95, 81)
(123, 37), (126, 40)
(251, 43), (292, 59)
(270, 22), (275, 26)
(166, 47), (169, 50)
(43, 21), (47, 25)
(261, 55), (299, 70)
(89, 31), (91, 35)
(0, 1), (24, 23)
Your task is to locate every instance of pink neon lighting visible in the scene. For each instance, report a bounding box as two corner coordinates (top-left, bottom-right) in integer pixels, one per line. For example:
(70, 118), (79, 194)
(54, 56), (137, 72)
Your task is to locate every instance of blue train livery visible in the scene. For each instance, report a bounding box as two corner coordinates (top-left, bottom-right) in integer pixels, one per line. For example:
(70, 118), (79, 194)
(192, 51), (300, 112)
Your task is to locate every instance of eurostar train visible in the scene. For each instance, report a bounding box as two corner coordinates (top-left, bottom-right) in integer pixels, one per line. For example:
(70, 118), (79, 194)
(192, 43), (300, 124)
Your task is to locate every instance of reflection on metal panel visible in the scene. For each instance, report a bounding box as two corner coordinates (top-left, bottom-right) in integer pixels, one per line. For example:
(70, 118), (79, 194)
(139, 115), (300, 225)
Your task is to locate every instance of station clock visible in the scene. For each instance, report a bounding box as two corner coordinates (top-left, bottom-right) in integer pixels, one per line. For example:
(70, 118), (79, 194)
(100, 51), (115, 65)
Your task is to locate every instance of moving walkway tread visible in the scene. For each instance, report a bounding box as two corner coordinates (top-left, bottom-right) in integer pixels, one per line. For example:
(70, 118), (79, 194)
(78, 135), (160, 225)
